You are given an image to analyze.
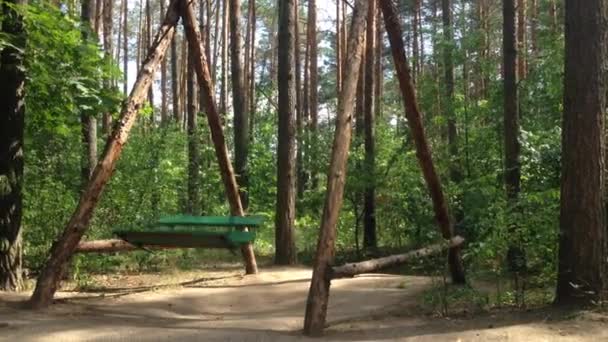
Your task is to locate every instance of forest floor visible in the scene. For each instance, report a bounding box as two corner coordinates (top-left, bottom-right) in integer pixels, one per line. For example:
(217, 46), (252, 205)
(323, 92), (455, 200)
(1, 266), (607, 341)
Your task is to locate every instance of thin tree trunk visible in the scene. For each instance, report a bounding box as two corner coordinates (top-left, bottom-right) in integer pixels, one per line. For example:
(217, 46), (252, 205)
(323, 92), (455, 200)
(375, 7), (382, 119)
(29, 0), (181, 309)
(556, 0), (607, 306)
(160, 0), (168, 123)
(517, 0), (526, 79)
(81, 0), (98, 185)
(296, 0), (305, 197)
(229, 0), (250, 209)
(442, 0), (460, 184)
(307, 0), (318, 131)
(336, 0), (342, 95)
(187, 51), (200, 215)
(146, 0), (154, 111)
(530, 0), (537, 61)
(0, 0), (26, 292)
(220, 0), (229, 115)
(412, 0), (420, 81)
(275, 0), (297, 265)
(212, 0), (220, 85)
(380, 0), (466, 284)
(123, 0), (128, 95)
(182, 0), (258, 274)
(302, 0), (368, 335)
(248, 0), (256, 135)
(363, 0), (376, 250)
(102, 0), (114, 136)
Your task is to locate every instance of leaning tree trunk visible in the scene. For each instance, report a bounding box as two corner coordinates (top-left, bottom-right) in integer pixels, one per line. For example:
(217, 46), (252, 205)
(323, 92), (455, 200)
(556, 0), (607, 306)
(0, 0), (26, 292)
(229, 0), (250, 208)
(303, 0), (369, 335)
(362, 0), (377, 250)
(182, 0), (258, 275)
(379, 0), (466, 284)
(275, 0), (297, 265)
(28, 0), (181, 309)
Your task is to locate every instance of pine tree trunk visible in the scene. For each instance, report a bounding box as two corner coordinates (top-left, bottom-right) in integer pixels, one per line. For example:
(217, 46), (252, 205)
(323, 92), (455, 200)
(229, 0), (249, 209)
(303, 0), (368, 335)
(380, 0), (466, 284)
(517, 0), (526, 79)
(29, 0), (181, 309)
(146, 0), (154, 112)
(307, 0), (318, 131)
(219, 0), (229, 115)
(160, 0), (168, 123)
(187, 51), (200, 215)
(336, 0), (342, 95)
(375, 7), (382, 119)
(442, 0), (460, 184)
(102, 0), (113, 136)
(275, 0), (297, 265)
(122, 0), (128, 95)
(81, 0), (98, 185)
(0, 0), (26, 292)
(556, 0), (607, 306)
(412, 0), (420, 81)
(182, 0), (258, 274)
(248, 0), (256, 136)
(295, 0), (305, 197)
(172, 32), (180, 123)
(363, 0), (376, 250)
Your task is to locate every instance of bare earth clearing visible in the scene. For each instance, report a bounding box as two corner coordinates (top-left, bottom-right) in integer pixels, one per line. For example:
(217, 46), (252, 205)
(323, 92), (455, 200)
(1, 267), (606, 341)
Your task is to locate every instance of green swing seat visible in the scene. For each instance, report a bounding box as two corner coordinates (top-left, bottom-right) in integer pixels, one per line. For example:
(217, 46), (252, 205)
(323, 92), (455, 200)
(113, 215), (264, 250)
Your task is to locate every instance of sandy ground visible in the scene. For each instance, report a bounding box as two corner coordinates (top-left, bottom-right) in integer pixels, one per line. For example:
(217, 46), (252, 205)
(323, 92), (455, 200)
(0, 267), (606, 341)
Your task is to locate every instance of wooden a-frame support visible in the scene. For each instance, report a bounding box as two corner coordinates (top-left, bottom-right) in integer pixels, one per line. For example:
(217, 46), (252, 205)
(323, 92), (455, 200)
(29, 0), (257, 309)
(303, 0), (466, 336)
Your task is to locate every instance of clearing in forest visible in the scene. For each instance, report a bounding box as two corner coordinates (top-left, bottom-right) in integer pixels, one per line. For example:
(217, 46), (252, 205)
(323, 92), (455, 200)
(1, 267), (606, 341)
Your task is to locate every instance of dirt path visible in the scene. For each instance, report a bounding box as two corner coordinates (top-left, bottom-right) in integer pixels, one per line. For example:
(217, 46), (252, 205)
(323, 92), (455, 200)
(1, 267), (606, 341)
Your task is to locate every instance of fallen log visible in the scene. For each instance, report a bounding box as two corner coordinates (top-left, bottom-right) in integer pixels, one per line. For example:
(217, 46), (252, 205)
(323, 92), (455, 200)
(330, 236), (465, 279)
(75, 239), (144, 253)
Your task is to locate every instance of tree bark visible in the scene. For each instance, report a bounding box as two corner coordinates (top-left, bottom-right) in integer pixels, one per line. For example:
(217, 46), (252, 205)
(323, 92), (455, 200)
(556, 0), (607, 306)
(517, 0), (526, 79)
(275, 0), (298, 265)
(187, 51), (201, 215)
(442, 0), (460, 184)
(146, 0), (154, 110)
(229, 0), (250, 208)
(0, 0), (26, 292)
(303, 0), (368, 335)
(332, 236), (465, 279)
(28, 0), (181, 309)
(336, 0), (342, 95)
(380, 0), (466, 284)
(123, 0), (128, 95)
(102, 0), (114, 136)
(219, 0), (229, 115)
(363, 0), (376, 250)
(307, 0), (318, 131)
(81, 0), (98, 186)
(182, 0), (258, 275)
(160, 0), (169, 123)
(172, 31), (180, 123)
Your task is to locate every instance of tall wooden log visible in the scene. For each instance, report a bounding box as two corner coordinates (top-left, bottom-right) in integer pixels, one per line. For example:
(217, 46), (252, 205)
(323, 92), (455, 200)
(182, 0), (258, 274)
(302, 0), (369, 336)
(28, 0), (182, 310)
(379, 0), (466, 284)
